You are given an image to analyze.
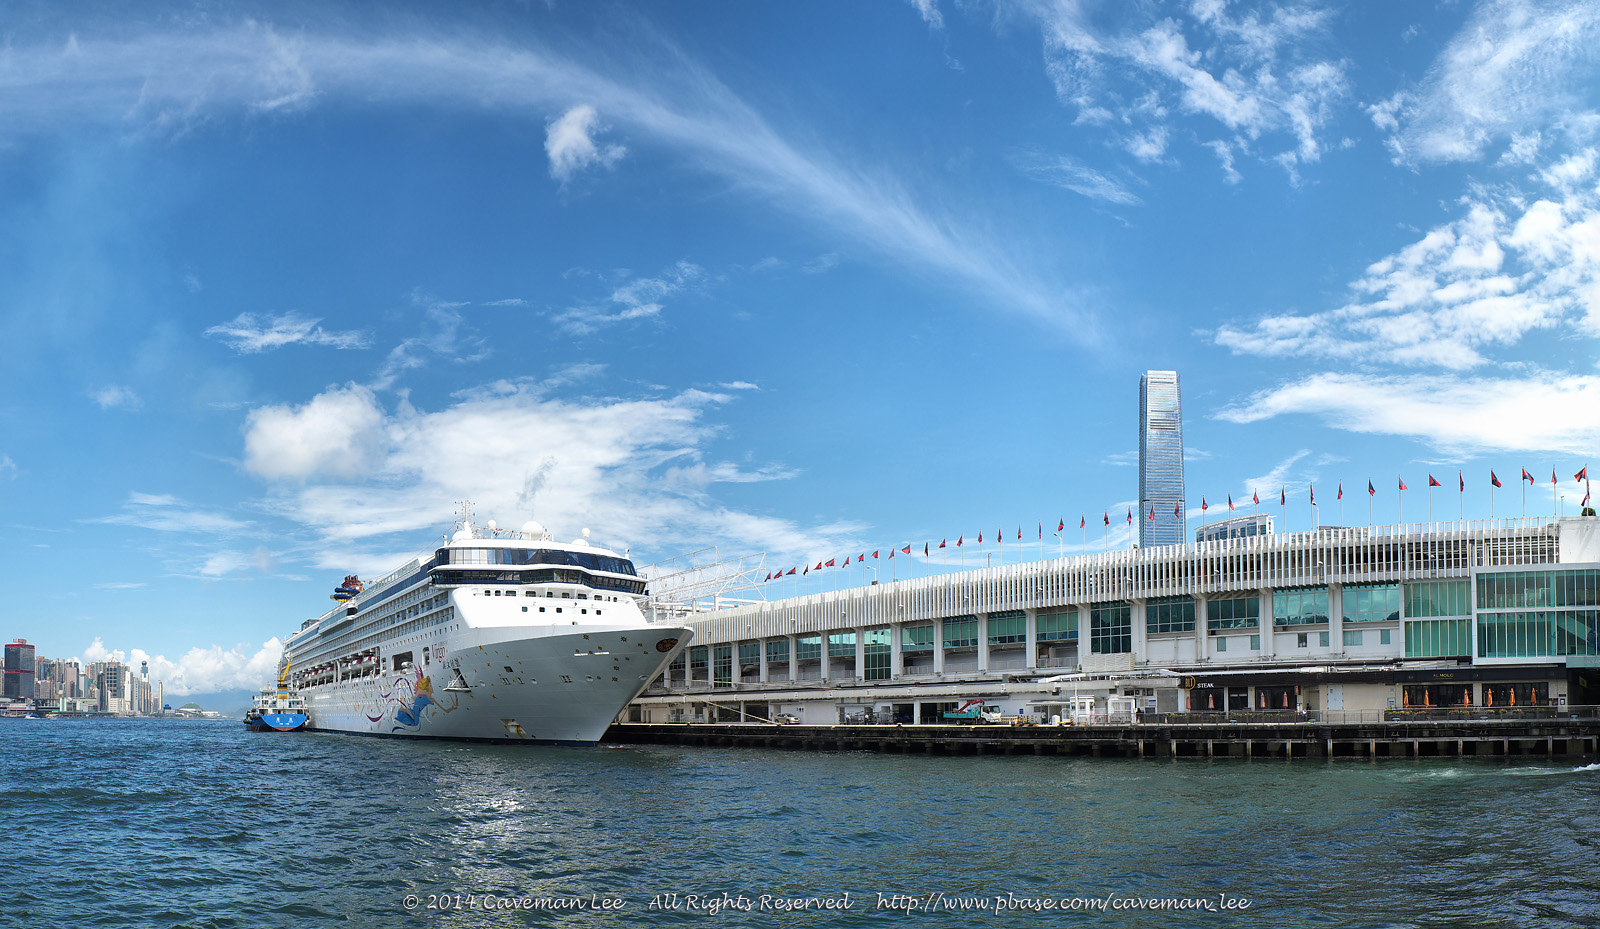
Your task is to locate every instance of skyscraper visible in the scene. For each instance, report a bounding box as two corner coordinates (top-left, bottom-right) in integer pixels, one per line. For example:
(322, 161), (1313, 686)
(1139, 370), (1185, 547)
(4, 639), (36, 701)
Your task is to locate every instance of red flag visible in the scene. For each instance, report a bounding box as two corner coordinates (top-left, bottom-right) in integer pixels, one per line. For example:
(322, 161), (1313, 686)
(1491, 470), (1502, 488)
(957, 535), (963, 547)
(1584, 481), (1592, 506)
(1280, 486), (1286, 505)
(1428, 474), (1442, 487)
(1080, 515), (1086, 529)
(976, 532), (982, 544)
(1018, 525), (1023, 540)
(1522, 468), (1534, 484)
(1038, 522), (1042, 539)
(1252, 489), (1259, 505)
(825, 558), (835, 567)
(1367, 480), (1375, 496)
(1552, 468), (1558, 486)
(803, 566), (809, 575)
(872, 550), (879, 559)
(1057, 518), (1065, 532)
(1577, 467), (1589, 482)
(1227, 494), (1234, 511)
(1201, 497), (1209, 512)
(1126, 508), (1132, 525)
(1399, 477), (1407, 491)
(1103, 512), (1109, 526)
(901, 545), (910, 554)
(815, 562), (823, 570)
(1174, 500), (1181, 517)
(938, 539), (946, 549)
(786, 567), (796, 575)
(764, 572), (771, 582)
(1459, 472), (1464, 492)
(926, 542), (931, 555)
(1338, 482), (1344, 500)
(1310, 484), (1315, 505)
(857, 554), (865, 562)
(1148, 507), (1155, 520)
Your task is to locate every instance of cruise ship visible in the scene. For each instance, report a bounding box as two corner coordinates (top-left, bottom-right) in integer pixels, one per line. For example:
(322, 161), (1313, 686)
(281, 514), (691, 744)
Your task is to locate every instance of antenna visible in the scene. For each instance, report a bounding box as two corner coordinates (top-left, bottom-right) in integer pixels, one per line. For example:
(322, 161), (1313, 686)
(454, 500), (475, 521)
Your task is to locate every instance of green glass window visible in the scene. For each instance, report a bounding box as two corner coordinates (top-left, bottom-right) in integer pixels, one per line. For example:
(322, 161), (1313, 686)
(1344, 584), (1399, 624)
(862, 628), (891, 681)
(1090, 603), (1131, 654)
(713, 645), (733, 686)
(1403, 619), (1470, 657)
(987, 610), (1026, 644)
(1477, 569), (1600, 610)
(1406, 580), (1470, 618)
(738, 642), (760, 666)
(669, 653), (686, 673)
(943, 615), (979, 649)
(688, 645), (708, 677)
(1272, 589), (1326, 625)
(1210, 595), (1261, 630)
(766, 639), (789, 664)
(1146, 596), (1195, 634)
(828, 632), (856, 658)
(1342, 630), (1363, 646)
(901, 625), (933, 652)
(795, 635), (821, 661)
(1036, 609), (1078, 642)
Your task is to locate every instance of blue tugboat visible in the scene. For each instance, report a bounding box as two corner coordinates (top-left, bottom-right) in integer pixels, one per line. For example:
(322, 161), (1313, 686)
(243, 684), (309, 732)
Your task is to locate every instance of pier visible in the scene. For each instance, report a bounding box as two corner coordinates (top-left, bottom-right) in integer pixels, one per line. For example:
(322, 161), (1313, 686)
(604, 711), (1600, 760)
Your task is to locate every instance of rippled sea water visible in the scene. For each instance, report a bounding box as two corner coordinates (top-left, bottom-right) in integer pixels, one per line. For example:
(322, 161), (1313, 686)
(2, 719), (1597, 928)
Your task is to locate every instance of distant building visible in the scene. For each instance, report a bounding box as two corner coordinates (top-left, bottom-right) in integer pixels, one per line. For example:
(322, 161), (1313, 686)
(1138, 371), (1185, 548)
(1196, 513), (1275, 543)
(3, 639), (35, 701)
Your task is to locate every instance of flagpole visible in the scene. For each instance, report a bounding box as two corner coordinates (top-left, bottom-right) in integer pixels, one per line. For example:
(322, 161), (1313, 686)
(1428, 483), (1433, 524)
(1398, 477), (1403, 526)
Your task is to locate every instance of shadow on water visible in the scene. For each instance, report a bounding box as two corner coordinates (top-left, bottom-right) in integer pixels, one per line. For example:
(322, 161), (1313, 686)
(2, 720), (1596, 928)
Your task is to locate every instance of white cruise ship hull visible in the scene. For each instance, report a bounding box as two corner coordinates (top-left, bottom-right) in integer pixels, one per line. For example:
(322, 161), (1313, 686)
(303, 621), (690, 744)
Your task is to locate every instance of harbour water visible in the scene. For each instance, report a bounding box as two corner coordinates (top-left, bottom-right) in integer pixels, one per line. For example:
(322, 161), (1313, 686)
(3, 719), (1596, 927)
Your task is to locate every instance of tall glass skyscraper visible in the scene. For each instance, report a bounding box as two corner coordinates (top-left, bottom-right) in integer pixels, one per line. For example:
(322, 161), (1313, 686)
(1139, 370), (1185, 548)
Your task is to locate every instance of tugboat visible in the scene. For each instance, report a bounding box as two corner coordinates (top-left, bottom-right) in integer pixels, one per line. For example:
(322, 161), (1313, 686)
(243, 664), (309, 732)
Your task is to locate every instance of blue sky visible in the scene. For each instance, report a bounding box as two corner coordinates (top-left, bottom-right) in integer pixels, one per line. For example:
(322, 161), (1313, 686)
(2, 0), (1597, 694)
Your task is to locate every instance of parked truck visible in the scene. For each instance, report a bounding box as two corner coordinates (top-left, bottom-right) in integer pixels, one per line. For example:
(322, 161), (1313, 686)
(942, 700), (1004, 724)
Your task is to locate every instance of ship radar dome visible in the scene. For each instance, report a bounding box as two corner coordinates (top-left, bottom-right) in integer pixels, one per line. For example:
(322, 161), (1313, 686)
(581, 528), (591, 539)
(521, 520), (545, 539)
(487, 519), (497, 531)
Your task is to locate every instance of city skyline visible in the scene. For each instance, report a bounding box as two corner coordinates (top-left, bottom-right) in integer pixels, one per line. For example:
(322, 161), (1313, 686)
(1, 1), (1598, 692)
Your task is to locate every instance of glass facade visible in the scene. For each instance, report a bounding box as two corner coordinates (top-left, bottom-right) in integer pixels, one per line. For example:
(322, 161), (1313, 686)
(1138, 370), (1185, 547)
(1090, 603), (1131, 654)
(1210, 595), (1260, 630)
(766, 639), (789, 665)
(987, 610), (1026, 644)
(1146, 596), (1195, 634)
(943, 616), (979, 649)
(1273, 588), (1328, 625)
(902, 625), (933, 652)
(713, 645), (733, 686)
(1477, 569), (1600, 658)
(738, 642), (760, 668)
(688, 645), (708, 679)
(828, 632), (856, 658)
(795, 635), (821, 661)
(863, 628), (891, 681)
(1406, 580), (1470, 618)
(1404, 618), (1470, 657)
(1036, 609), (1078, 642)
(1344, 584), (1400, 624)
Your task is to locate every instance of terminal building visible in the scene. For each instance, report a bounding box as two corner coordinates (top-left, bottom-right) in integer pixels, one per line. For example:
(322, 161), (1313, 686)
(631, 518), (1600, 724)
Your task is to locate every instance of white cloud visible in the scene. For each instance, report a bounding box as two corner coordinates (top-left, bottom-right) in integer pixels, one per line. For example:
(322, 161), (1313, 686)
(204, 311), (369, 353)
(1027, 1), (1348, 178)
(718, 381), (760, 391)
(373, 293), (487, 390)
(91, 384), (140, 410)
(243, 383), (388, 481)
(555, 261), (704, 335)
(545, 103), (626, 185)
(89, 492), (250, 534)
(1012, 153), (1143, 205)
(1213, 155), (1600, 369)
(1378, 0), (1600, 165)
(483, 298), (528, 307)
(0, 20), (1088, 334)
(80, 636), (284, 696)
(243, 378), (850, 568)
(0, 455), (15, 479)
(909, 0), (944, 31)
(1217, 372), (1600, 455)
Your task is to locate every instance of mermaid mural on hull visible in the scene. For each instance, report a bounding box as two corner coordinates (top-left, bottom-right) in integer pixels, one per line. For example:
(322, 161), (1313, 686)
(363, 666), (461, 732)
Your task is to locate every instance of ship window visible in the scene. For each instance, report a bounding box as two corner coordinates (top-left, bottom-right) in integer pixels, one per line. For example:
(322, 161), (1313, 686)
(423, 647), (430, 666)
(582, 609), (587, 614)
(556, 608), (563, 613)
(540, 607), (545, 612)
(596, 610), (602, 616)
(522, 606), (528, 612)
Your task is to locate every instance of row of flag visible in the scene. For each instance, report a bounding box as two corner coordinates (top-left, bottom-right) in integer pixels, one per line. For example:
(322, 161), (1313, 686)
(761, 466), (1591, 583)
